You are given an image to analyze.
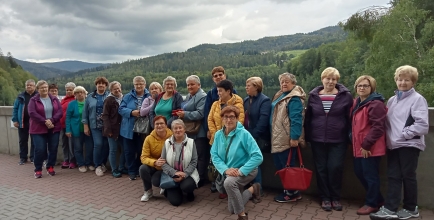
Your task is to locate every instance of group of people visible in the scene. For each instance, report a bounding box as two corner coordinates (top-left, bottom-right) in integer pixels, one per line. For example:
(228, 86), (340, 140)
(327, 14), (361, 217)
(12, 65), (428, 220)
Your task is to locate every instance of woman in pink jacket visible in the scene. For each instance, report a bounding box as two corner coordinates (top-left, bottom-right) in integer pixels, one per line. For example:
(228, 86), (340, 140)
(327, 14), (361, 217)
(28, 80), (63, 178)
(350, 75), (387, 215)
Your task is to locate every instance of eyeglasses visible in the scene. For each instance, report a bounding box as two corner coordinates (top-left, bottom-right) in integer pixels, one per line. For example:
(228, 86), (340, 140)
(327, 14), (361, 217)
(357, 84), (371, 89)
(223, 115), (236, 120)
(134, 83), (145, 86)
(155, 122), (165, 126)
(213, 73), (224, 78)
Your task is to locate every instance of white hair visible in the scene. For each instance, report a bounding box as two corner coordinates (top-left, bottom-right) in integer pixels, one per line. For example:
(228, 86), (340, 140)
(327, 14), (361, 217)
(163, 76), (177, 88)
(186, 75), (201, 85)
(65, 82), (76, 89)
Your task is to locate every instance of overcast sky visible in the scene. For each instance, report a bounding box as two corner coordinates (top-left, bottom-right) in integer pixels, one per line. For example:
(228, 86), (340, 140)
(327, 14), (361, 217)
(0, 0), (391, 63)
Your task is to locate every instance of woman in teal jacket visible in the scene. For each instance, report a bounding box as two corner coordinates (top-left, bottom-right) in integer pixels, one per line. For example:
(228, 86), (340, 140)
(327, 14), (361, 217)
(66, 86), (94, 172)
(210, 105), (263, 220)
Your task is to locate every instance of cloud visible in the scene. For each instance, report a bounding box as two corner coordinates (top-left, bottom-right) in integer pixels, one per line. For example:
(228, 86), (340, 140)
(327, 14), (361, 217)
(0, 0), (391, 63)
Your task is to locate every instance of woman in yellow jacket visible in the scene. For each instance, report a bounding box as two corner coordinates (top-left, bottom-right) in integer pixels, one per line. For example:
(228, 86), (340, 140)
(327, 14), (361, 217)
(208, 79), (245, 145)
(139, 115), (173, 202)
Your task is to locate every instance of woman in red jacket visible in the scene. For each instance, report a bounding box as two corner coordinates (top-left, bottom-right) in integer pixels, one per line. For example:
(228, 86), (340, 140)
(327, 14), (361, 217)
(350, 75), (387, 215)
(60, 82), (77, 169)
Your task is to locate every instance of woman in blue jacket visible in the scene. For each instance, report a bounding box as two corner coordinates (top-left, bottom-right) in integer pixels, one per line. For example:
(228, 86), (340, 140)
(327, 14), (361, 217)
(243, 77), (271, 193)
(119, 76), (150, 180)
(211, 105), (263, 220)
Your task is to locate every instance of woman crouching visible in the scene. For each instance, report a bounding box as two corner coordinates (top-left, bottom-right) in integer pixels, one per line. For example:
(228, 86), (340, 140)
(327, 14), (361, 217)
(211, 105), (263, 220)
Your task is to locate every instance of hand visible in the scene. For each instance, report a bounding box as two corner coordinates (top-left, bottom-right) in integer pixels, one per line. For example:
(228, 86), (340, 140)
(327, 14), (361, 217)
(155, 158), (166, 166)
(13, 122), (19, 128)
(45, 119), (53, 128)
(108, 133), (113, 138)
(84, 124), (90, 136)
(131, 110), (140, 117)
(175, 171), (186, 178)
(361, 148), (372, 158)
(175, 111), (185, 118)
(173, 176), (183, 182)
(290, 139), (299, 147)
(225, 168), (240, 177)
(207, 131), (211, 139)
(66, 133), (72, 138)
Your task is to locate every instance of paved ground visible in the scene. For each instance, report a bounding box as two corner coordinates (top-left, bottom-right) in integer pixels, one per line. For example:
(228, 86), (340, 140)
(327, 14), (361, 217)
(0, 154), (431, 220)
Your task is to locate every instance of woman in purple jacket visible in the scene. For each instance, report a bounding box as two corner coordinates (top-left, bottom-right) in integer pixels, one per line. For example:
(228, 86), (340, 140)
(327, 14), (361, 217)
(304, 67), (353, 211)
(370, 65), (429, 220)
(28, 80), (63, 178)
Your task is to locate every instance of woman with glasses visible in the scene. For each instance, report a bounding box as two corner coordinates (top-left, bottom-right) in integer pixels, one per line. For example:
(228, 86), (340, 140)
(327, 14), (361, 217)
(149, 76), (183, 128)
(119, 76), (150, 180)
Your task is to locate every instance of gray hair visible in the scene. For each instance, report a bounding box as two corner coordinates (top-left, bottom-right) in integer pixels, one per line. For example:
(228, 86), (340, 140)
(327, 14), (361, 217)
(35, 80), (48, 89)
(186, 75), (201, 85)
(163, 76), (177, 88)
(109, 81), (121, 91)
(149, 82), (163, 92)
(65, 82), (76, 89)
(171, 119), (186, 129)
(25, 79), (35, 86)
(278, 72), (297, 84)
(133, 76), (146, 84)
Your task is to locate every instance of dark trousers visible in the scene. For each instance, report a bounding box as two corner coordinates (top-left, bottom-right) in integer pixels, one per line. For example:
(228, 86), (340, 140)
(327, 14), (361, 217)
(354, 156), (384, 207)
(31, 131), (60, 172)
(311, 142), (347, 201)
(139, 164), (162, 191)
(385, 147), (420, 212)
(123, 132), (143, 175)
(195, 137), (210, 182)
(165, 176), (196, 206)
(273, 148), (297, 192)
(18, 125), (34, 160)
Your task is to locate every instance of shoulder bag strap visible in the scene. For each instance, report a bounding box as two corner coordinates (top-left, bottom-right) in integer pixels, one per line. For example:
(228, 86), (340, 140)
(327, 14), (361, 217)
(224, 135), (236, 163)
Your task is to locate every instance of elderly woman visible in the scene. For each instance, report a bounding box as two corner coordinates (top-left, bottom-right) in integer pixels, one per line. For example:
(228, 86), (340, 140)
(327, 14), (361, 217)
(174, 75), (208, 186)
(211, 106), (263, 220)
(304, 67), (353, 211)
(140, 116), (173, 202)
(28, 80), (63, 178)
(149, 76), (183, 128)
(119, 76), (150, 180)
(269, 73), (306, 203)
(48, 83), (59, 98)
(60, 82), (76, 169)
(158, 119), (200, 206)
(349, 75), (387, 215)
(82, 77), (110, 176)
(370, 66), (429, 220)
(140, 82), (163, 117)
(102, 81), (124, 178)
(243, 77), (271, 192)
(66, 86), (94, 173)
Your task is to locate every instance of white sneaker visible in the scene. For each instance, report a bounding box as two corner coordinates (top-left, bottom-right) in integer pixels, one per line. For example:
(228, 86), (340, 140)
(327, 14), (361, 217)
(160, 188), (165, 195)
(101, 164), (107, 173)
(95, 166), (104, 177)
(141, 190), (153, 202)
(88, 165), (96, 171)
(78, 166), (88, 173)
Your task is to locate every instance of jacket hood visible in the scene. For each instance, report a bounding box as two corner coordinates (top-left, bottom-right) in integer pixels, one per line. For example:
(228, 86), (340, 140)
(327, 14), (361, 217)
(352, 92), (385, 116)
(129, 89), (149, 98)
(309, 83), (350, 95)
(149, 127), (173, 141)
(168, 133), (188, 144)
(90, 90), (110, 97)
(223, 121), (244, 137)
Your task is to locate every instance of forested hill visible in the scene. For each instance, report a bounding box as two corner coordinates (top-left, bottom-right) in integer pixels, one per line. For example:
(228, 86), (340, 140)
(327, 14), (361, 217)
(40, 60), (108, 72)
(0, 51), (37, 105)
(53, 26), (346, 97)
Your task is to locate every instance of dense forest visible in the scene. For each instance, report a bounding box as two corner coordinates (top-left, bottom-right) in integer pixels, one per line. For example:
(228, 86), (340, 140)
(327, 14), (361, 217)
(0, 50), (37, 105)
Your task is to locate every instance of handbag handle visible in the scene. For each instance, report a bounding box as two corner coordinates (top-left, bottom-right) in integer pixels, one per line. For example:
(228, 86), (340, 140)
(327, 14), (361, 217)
(286, 146), (304, 168)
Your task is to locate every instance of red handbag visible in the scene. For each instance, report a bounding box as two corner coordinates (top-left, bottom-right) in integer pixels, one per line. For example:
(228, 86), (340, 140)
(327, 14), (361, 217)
(275, 147), (313, 191)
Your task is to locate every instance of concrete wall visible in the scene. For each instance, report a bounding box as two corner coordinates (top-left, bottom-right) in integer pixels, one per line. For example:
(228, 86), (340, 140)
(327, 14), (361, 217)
(1, 106), (433, 208)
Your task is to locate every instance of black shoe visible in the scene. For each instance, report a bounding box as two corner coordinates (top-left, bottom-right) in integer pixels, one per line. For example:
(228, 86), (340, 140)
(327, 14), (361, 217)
(120, 168), (129, 174)
(129, 174), (137, 180)
(30, 158), (34, 163)
(187, 192), (195, 202)
(19, 158), (26, 165)
(112, 169), (122, 178)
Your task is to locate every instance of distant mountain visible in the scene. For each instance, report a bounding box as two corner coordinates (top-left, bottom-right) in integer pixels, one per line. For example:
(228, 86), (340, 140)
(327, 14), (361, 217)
(14, 59), (71, 79)
(40, 60), (108, 72)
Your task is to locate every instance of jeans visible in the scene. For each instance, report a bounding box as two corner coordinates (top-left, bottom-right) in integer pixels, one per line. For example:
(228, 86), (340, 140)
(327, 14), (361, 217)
(108, 136), (124, 171)
(273, 148), (297, 192)
(91, 128), (109, 167)
(165, 176), (197, 206)
(73, 132), (94, 167)
(195, 137), (210, 182)
(311, 142), (347, 201)
(354, 156), (384, 207)
(139, 164), (162, 191)
(385, 147), (420, 212)
(18, 124), (35, 160)
(61, 128), (75, 163)
(123, 132), (143, 175)
(31, 131), (60, 172)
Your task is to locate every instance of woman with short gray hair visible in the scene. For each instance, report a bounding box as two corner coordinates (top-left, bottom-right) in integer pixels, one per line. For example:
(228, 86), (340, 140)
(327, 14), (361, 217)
(60, 82), (77, 169)
(150, 76), (183, 128)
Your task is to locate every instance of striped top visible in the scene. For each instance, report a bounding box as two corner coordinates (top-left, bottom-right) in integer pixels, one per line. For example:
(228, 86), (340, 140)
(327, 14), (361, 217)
(319, 94), (336, 113)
